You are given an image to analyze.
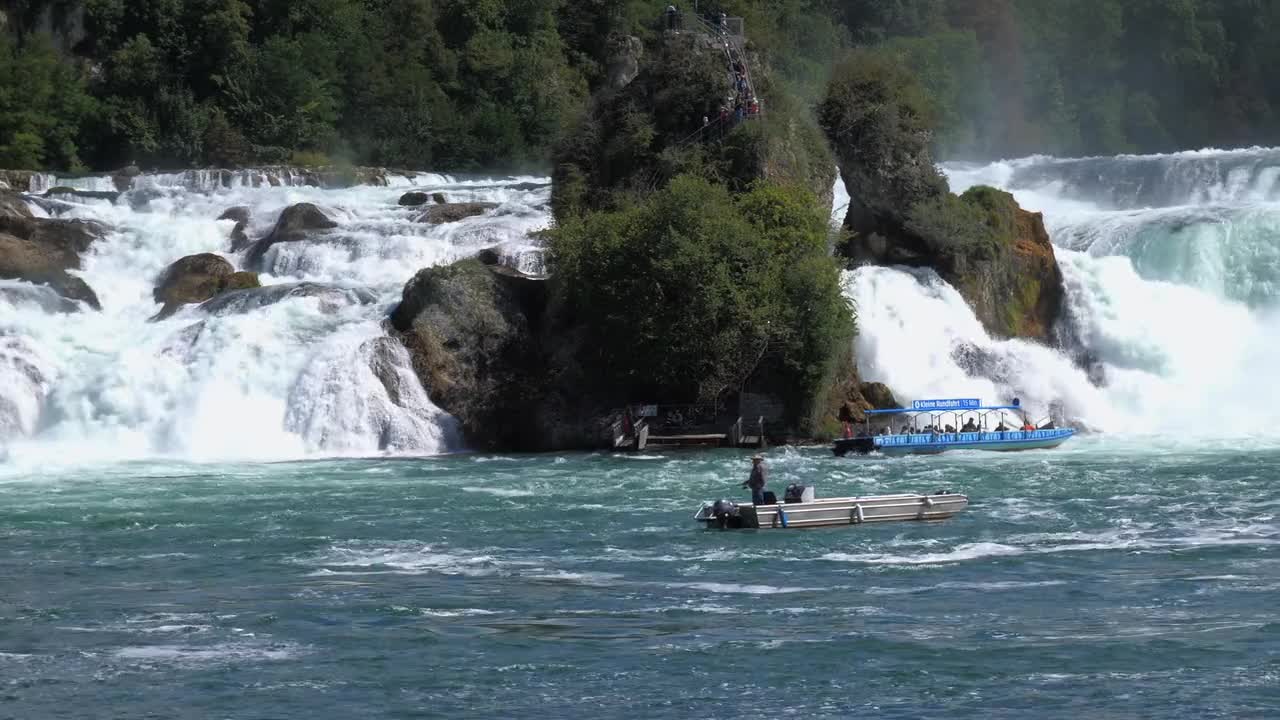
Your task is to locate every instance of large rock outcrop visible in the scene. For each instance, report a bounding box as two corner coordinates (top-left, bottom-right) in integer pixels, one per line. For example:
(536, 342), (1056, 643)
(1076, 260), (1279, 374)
(819, 51), (1064, 342)
(199, 282), (376, 316)
(388, 259), (549, 450)
(0, 214), (105, 309)
(152, 253), (260, 319)
(244, 203), (338, 268)
(0, 189), (34, 218)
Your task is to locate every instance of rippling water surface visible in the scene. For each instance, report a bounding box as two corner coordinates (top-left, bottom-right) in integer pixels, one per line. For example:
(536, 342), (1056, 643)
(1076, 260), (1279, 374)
(3, 440), (1278, 718)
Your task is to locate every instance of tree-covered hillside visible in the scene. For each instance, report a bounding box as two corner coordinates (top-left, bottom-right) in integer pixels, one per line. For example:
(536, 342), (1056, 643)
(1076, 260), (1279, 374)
(3, 0), (1280, 171)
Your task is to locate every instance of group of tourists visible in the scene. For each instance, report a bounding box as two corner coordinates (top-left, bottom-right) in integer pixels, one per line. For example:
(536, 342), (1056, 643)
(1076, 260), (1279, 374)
(661, 6), (761, 143)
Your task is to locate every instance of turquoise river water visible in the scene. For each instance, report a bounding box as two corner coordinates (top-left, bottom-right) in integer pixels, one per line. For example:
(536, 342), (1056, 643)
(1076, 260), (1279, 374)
(3, 439), (1278, 718)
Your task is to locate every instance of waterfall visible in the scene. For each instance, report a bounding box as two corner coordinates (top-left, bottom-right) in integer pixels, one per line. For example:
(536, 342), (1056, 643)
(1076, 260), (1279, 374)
(842, 147), (1280, 437)
(0, 173), (550, 466)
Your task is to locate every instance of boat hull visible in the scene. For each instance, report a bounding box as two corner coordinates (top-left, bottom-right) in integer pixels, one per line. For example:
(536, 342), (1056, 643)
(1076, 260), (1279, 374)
(695, 493), (967, 530)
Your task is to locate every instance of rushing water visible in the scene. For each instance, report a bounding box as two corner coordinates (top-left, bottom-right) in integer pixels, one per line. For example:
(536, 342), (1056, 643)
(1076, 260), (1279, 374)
(2, 443), (1278, 718)
(1, 173), (547, 466)
(6, 151), (1280, 716)
(845, 147), (1280, 434)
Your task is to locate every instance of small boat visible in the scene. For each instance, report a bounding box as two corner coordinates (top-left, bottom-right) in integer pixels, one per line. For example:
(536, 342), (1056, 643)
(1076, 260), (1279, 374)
(833, 397), (1074, 457)
(694, 485), (967, 530)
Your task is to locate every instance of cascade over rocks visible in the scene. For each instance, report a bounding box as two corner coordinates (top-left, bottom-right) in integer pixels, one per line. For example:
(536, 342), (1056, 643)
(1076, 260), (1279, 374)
(389, 259), (547, 450)
(398, 191), (430, 206)
(152, 253), (261, 319)
(45, 187), (121, 204)
(552, 30), (835, 220)
(415, 202), (498, 225)
(820, 53), (1065, 342)
(244, 203), (339, 268)
(0, 215), (106, 309)
(0, 190), (34, 218)
(199, 282), (377, 316)
(218, 206), (252, 251)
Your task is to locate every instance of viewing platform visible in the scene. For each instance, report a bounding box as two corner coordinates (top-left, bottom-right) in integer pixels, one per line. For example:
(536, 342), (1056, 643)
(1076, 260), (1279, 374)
(604, 403), (766, 451)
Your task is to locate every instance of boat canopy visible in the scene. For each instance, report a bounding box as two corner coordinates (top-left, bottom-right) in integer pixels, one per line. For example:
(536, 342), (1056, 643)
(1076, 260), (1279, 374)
(864, 405), (1024, 416)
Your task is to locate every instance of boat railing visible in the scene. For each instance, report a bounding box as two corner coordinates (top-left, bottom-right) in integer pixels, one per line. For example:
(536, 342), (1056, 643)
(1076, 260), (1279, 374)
(875, 427), (1073, 447)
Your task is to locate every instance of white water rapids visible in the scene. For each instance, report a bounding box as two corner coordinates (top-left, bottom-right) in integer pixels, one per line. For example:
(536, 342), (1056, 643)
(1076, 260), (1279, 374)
(5, 147), (1279, 466)
(844, 147), (1280, 436)
(0, 172), (550, 465)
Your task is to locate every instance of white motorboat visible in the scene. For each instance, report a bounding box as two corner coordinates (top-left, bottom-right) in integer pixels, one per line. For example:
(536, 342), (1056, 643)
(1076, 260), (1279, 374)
(694, 485), (967, 529)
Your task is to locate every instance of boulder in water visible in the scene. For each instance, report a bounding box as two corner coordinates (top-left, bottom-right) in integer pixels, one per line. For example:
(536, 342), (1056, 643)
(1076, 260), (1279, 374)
(44, 187), (120, 204)
(198, 281), (376, 316)
(0, 280), (80, 313)
(0, 190), (33, 219)
(152, 253), (239, 319)
(218, 206), (250, 225)
(431, 192), (447, 204)
(476, 247), (502, 266)
(415, 202), (498, 225)
(244, 203), (339, 268)
(218, 206), (252, 252)
(398, 191), (431, 207)
(389, 258), (550, 449)
(0, 216), (105, 310)
(112, 164), (141, 192)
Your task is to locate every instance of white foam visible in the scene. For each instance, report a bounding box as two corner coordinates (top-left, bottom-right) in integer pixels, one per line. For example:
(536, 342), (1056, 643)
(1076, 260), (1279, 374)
(1, 175), (548, 464)
(670, 582), (820, 595)
(113, 642), (300, 663)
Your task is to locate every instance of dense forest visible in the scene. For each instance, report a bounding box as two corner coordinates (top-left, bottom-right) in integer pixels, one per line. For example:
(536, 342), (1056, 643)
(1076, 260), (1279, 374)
(3, 0), (1280, 172)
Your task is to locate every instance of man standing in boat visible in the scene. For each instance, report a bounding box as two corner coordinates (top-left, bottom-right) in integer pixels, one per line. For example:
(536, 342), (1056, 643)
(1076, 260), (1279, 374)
(742, 455), (767, 505)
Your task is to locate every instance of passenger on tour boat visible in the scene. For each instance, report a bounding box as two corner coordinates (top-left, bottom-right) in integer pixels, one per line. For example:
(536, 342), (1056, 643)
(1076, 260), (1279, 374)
(961, 418), (978, 432)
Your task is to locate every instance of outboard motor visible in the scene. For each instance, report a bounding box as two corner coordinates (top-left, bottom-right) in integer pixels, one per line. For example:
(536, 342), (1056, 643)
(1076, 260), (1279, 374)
(784, 484), (815, 503)
(711, 498), (740, 530)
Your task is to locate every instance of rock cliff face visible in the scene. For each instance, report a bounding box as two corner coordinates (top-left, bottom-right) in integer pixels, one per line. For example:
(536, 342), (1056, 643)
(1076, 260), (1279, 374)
(819, 60), (1065, 343)
(552, 30), (834, 220)
(389, 258), (556, 450)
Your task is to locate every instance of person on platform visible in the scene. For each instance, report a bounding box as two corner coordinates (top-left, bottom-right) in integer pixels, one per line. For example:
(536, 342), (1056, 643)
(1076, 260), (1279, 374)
(742, 455), (767, 505)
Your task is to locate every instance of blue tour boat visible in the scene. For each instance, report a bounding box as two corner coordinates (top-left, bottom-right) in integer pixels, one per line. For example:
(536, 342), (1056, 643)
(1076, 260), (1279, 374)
(832, 398), (1074, 457)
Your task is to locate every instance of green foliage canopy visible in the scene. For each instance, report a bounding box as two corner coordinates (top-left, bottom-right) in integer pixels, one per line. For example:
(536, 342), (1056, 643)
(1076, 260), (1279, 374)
(549, 175), (852, 414)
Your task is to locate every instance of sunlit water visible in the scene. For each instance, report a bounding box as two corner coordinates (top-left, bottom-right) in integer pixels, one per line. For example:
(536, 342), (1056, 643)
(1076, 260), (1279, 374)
(6, 152), (1280, 716)
(3, 440), (1278, 718)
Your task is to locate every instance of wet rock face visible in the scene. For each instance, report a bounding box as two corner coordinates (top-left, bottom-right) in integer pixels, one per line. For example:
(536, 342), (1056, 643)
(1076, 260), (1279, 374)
(198, 282), (377, 316)
(244, 203), (339, 268)
(0, 215), (107, 310)
(415, 202), (498, 225)
(0, 190), (34, 218)
(152, 254), (261, 320)
(218, 206), (252, 252)
(398, 191), (430, 206)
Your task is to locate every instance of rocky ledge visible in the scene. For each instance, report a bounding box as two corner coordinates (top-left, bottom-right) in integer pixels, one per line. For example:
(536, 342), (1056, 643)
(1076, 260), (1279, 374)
(0, 191), (106, 309)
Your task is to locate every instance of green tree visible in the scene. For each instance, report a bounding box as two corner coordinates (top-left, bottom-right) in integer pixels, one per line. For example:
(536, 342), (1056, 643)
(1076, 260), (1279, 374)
(550, 175), (852, 420)
(0, 33), (94, 170)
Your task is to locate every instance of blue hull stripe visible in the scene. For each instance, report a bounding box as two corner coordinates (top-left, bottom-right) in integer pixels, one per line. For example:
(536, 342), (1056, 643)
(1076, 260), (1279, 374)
(874, 429), (1074, 455)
